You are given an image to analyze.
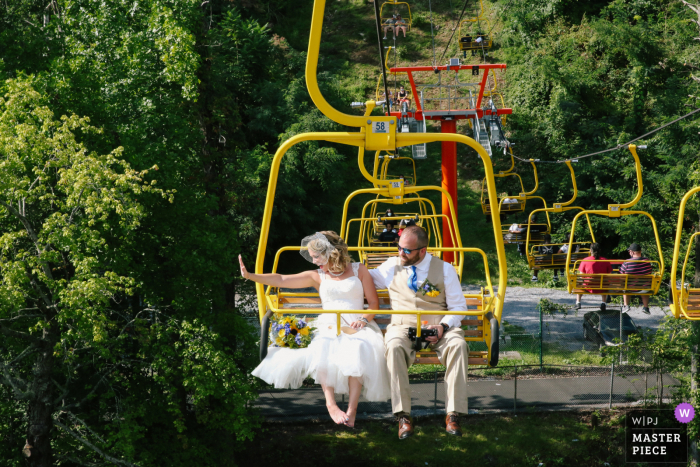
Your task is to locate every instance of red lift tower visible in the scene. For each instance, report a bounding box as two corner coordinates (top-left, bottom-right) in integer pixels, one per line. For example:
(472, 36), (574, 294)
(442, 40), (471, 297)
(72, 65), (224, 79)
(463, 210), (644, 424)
(385, 62), (512, 262)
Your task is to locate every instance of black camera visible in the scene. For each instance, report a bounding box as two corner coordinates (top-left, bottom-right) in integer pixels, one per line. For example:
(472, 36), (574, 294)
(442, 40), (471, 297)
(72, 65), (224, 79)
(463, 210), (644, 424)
(407, 327), (438, 351)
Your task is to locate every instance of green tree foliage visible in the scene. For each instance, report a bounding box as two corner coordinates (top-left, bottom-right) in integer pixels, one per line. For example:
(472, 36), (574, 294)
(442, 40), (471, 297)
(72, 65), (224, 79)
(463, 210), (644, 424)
(496, 0), (700, 264)
(0, 0), (375, 464)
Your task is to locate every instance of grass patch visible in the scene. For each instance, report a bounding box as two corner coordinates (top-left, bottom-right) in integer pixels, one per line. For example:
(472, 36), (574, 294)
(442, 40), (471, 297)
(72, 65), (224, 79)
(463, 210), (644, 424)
(239, 410), (636, 467)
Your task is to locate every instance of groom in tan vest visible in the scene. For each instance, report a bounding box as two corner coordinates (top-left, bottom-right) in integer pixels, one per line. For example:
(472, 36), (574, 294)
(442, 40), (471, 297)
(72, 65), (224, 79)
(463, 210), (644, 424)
(369, 225), (468, 439)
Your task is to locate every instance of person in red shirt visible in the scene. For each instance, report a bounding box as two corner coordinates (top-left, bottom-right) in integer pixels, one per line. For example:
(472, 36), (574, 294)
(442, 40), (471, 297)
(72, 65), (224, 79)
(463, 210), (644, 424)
(575, 243), (612, 310)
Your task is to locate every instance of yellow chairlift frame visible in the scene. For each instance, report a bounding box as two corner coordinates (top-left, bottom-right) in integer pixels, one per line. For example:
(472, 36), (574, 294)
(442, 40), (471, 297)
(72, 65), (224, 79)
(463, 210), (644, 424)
(564, 145), (664, 297)
(481, 153), (538, 215)
(254, 0), (508, 367)
(518, 160), (594, 269)
(379, 153), (417, 186)
(379, 1), (412, 31)
(669, 187), (700, 319)
(349, 197), (453, 270)
(459, 17), (493, 51)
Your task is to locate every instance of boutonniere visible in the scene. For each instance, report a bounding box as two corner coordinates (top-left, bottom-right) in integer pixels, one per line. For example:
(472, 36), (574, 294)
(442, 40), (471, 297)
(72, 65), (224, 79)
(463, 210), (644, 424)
(420, 279), (440, 297)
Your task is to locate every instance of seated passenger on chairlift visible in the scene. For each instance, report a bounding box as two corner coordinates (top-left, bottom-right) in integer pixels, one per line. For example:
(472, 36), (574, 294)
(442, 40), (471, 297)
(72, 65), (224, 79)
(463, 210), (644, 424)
(378, 222), (399, 244)
(556, 234), (579, 281)
(395, 15), (407, 38)
(397, 86), (410, 106)
(620, 243), (652, 315)
(575, 243), (612, 311)
(397, 217), (417, 237)
(383, 15), (397, 40)
(531, 234), (556, 283)
(240, 232), (390, 428)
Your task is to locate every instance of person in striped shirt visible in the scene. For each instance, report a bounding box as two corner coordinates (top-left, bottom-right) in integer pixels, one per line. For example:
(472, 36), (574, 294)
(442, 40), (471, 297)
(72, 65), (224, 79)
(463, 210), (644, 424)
(620, 243), (653, 315)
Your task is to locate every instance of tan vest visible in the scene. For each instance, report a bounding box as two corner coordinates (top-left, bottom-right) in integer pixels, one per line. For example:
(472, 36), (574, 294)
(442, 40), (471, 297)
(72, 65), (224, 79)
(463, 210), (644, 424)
(388, 256), (447, 326)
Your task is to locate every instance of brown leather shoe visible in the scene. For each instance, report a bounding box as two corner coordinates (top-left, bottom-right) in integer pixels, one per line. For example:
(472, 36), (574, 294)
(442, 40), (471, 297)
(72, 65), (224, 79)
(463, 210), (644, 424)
(398, 415), (414, 439)
(445, 413), (462, 436)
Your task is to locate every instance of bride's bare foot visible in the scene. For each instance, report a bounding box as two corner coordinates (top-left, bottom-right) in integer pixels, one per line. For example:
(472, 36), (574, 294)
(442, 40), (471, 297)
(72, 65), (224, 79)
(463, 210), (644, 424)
(327, 404), (349, 425)
(344, 409), (357, 428)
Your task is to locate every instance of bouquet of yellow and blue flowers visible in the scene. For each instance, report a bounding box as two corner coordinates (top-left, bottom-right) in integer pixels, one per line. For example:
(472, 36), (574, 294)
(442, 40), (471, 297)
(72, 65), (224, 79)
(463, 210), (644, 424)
(270, 314), (315, 349)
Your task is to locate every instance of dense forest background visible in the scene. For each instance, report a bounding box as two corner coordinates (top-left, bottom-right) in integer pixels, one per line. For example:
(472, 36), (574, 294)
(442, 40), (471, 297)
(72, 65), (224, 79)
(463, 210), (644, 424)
(0, 0), (699, 465)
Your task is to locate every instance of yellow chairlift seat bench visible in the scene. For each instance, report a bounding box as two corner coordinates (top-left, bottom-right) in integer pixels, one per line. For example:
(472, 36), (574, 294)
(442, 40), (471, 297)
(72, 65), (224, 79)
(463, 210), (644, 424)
(527, 243), (591, 270)
(568, 259), (662, 296)
(259, 250), (499, 367)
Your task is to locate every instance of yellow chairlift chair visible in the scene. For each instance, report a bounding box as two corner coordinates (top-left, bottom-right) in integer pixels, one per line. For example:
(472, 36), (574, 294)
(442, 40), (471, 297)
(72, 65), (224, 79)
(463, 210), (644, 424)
(254, 0), (508, 368)
(565, 145), (664, 300)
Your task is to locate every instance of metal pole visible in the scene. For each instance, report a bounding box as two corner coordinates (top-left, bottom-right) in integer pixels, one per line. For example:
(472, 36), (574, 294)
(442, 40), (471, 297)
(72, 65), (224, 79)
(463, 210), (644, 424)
(620, 307), (623, 365)
(539, 303), (543, 369)
(644, 371), (648, 408)
(434, 369), (438, 411)
(373, 0), (392, 114)
(609, 360), (615, 409)
(513, 365), (518, 412)
(441, 119), (458, 263)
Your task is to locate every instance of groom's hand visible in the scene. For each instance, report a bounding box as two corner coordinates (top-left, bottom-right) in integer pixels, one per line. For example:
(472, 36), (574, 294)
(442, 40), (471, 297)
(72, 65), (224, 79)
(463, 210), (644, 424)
(425, 325), (443, 343)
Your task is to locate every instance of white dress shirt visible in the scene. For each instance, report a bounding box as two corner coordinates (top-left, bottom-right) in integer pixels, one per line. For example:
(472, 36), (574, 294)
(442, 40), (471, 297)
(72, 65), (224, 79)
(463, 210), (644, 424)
(368, 253), (466, 329)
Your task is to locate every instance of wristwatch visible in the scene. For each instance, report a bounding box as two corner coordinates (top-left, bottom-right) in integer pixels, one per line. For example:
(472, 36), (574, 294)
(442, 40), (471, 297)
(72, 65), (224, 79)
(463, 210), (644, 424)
(441, 323), (450, 335)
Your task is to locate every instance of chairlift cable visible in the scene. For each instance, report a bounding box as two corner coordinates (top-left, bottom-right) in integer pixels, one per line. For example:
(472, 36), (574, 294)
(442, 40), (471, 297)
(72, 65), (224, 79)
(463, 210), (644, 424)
(374, 0), (392, 113)
(428, 0), (437, 68)
(437, 0), (472, 66)
(503, 106), (700, 165)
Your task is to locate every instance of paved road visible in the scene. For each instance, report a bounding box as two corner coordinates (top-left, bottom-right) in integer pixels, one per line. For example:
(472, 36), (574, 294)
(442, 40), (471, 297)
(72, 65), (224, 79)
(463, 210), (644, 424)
(461, 285), (669, 353)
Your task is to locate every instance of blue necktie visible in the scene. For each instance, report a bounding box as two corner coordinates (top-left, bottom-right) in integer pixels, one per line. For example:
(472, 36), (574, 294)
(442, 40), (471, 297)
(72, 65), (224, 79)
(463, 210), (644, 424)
(408, 266), (418, 293)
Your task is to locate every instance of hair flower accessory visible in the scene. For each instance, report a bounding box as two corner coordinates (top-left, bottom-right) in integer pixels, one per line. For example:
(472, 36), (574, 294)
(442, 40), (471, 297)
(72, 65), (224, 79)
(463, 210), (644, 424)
(420, 279), (440, 297)
(300, 232), (335, 265)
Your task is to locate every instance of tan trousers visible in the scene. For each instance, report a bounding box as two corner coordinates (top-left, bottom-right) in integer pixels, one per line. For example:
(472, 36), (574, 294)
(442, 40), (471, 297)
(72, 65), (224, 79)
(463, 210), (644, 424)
(384, 324), (469, 415)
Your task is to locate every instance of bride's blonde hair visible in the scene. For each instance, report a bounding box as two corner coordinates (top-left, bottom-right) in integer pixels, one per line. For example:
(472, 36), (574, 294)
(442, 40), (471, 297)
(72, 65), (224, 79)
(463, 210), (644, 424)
(308, 231), (352, 274)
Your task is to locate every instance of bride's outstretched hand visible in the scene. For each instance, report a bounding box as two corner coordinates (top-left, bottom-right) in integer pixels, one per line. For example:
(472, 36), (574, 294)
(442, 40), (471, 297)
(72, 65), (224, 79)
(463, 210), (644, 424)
(238, 255), (249, 280)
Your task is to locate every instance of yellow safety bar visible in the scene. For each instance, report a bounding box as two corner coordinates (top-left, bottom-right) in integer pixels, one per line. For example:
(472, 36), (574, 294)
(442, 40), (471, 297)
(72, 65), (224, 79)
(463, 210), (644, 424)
(265, 247), (495, 334)
(564, 145), (664, 294)
(255, 0), (507, 335)
(669, 187), (700, 319)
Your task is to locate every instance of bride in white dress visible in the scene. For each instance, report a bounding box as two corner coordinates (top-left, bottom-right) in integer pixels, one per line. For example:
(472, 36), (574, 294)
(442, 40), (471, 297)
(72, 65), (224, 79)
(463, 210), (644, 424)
(239, 231), (390, 427)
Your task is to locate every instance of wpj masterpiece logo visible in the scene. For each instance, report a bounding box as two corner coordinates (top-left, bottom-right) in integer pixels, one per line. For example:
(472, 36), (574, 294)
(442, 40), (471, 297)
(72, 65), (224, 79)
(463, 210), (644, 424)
(625, 406), (691, 463)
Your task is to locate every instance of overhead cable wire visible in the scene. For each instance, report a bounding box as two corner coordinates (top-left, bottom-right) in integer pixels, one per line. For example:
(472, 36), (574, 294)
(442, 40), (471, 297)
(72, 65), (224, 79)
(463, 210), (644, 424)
(438, 0), (472, 66)
(428, 0), (437, 68)
(504, 106), (700, 165)
(373, 0), (392, 113)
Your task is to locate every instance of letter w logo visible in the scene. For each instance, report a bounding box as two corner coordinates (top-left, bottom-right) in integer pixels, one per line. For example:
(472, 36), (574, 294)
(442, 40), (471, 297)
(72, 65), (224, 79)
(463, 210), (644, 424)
(680, 409), (691, 418)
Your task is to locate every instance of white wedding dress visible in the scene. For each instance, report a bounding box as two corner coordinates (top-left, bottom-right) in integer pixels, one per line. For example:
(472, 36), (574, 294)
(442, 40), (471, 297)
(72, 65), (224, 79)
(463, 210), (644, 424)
(252, 263), (390, 401)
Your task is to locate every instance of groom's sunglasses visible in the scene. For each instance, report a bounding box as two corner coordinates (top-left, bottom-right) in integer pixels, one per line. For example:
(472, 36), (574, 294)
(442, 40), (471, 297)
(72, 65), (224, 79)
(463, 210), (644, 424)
(398, 245), (426, 255)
